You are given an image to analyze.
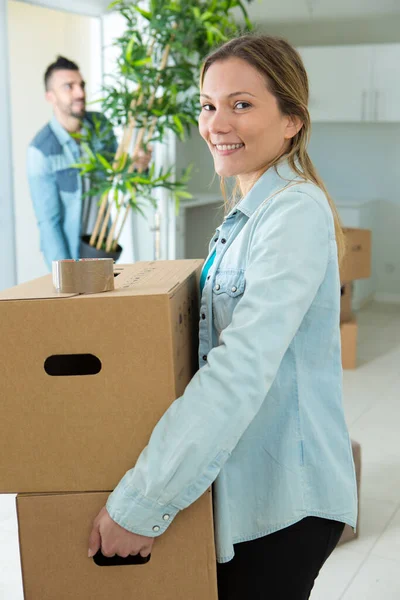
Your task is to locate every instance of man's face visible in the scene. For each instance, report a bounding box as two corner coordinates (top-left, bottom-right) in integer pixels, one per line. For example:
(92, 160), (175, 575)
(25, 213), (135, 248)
(46, 69), (86, 119)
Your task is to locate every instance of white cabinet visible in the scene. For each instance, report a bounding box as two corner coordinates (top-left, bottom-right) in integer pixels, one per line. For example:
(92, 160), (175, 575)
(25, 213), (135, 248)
(298, 43), (400, 122)
(371, 44), (400, 122)
(298, 45), (373, 122)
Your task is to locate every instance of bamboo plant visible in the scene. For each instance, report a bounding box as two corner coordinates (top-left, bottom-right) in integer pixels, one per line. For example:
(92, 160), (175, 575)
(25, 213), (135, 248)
(74, 0), (253, 256)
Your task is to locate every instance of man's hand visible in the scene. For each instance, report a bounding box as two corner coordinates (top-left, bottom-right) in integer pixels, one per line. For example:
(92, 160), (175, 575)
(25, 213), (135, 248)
(88, 506), (154, 559)
(133, 147), (152, 172)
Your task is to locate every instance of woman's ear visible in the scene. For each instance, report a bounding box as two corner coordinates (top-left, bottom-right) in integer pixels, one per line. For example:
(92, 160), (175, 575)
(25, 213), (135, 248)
(284, 115), (303, 140)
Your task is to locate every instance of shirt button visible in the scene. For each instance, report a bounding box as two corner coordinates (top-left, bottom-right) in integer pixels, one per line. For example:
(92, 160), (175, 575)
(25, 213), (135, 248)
(202, 355), (207, 361)
(201, 313), (206, 319)
(215, 284), (220, 291)
(214, 237), (218, 242)
(207, 275), (211, 280)
(231, 286), (237, 293)
(221, 238), (226, 244)
(152, 525), (160, 532)
(163, 514), (170, 521)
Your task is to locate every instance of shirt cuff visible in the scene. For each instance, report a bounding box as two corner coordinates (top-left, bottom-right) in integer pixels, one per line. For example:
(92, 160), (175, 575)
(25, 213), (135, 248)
(106, 473), (180, 537)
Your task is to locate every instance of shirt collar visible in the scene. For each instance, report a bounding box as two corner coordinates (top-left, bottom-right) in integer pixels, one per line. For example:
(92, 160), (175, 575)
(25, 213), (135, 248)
(232, 160), (303, 218)
(49, 113), (91, 146)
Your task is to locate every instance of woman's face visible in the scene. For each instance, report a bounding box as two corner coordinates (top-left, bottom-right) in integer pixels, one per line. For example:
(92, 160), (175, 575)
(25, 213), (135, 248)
(199, 57), (300, 194)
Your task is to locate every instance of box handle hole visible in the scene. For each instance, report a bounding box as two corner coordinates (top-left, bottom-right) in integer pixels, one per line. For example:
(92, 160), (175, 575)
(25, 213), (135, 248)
(93, 551), (151, 567)
(44, 354), (102, 376)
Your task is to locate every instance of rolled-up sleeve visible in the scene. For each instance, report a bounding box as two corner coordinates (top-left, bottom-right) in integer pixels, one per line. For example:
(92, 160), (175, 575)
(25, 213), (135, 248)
(27, 146), (71, 268)
(106, 190), (330, 536)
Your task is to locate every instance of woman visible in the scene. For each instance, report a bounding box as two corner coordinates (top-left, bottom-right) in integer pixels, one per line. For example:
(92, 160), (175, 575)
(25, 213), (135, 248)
(88, 35), (357, 599)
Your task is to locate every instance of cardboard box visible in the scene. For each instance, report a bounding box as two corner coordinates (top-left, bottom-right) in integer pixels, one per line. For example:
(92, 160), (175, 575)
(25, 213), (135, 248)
(338, 439), (361, 545)
(0, 260), (203, 493)
(340, 228), (371, 284)
(340, 282), (353, 323)
(340, 315), (358, 369)
(17, 489), (218, 600)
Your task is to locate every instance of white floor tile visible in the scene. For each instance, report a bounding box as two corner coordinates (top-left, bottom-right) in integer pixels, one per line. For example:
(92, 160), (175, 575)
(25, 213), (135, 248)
(0, 529), (24, 600)
(341, 555), (400, 600)
(345, 495), (398, 556)
(372, 504), (400, 561)
(310, 545), (366, 600)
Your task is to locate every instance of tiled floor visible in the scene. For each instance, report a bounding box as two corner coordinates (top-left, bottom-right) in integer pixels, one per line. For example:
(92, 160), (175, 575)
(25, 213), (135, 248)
(0, 301), (399, 599)
(311, 302), (400, 600)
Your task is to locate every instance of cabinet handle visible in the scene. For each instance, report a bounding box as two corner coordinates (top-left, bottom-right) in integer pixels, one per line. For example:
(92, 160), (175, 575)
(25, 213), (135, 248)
(374, 90), (379, 121)
(361, 90), (367, 121)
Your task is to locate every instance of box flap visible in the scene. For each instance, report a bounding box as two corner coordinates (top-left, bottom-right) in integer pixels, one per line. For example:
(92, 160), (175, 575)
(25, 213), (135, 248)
(0, 274), (78, 300)
(0, 259), (204, 301)
(102, 260), (204, 297)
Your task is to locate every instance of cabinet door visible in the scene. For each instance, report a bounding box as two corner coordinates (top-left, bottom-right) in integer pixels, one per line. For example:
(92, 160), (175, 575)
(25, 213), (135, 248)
(371, 44), (400, 122)
(298, 45), (373, 122)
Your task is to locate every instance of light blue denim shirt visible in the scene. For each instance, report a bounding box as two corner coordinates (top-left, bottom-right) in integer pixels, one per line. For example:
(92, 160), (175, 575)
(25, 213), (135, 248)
(107, 161), (358, 563)
(27, 113), (116, 268)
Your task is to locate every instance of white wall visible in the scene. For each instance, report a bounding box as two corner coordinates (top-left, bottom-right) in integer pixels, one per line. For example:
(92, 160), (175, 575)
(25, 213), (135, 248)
(299, 57), (400, 303)
(0, 0), (17, 291)
(308, 123), (400, 300)
(8, 0), (102, 283)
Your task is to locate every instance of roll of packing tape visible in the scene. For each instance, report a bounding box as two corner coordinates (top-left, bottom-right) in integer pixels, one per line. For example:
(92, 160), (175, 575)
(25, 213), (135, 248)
(52, 259), (115, 294)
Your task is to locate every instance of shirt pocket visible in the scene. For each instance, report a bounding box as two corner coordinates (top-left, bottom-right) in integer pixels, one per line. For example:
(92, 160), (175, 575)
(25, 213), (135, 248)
(55, 168), (79, 193)
(212, 269), (245, 335)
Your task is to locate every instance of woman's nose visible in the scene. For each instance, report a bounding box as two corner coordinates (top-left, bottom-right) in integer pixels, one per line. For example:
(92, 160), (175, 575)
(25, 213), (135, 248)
(209, 110), (232, 134)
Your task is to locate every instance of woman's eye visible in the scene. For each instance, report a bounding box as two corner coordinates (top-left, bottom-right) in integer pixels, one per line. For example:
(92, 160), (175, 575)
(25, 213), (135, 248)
(235, 102), (251, 110)
(201, 104), (214, 111)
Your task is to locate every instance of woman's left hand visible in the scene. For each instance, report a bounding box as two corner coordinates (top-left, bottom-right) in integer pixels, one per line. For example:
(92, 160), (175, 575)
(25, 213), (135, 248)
(88, 506), (154, 558)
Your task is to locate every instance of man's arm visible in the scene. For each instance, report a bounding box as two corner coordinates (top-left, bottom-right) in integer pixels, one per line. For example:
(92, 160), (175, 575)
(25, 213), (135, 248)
(27, 145), (71, 269)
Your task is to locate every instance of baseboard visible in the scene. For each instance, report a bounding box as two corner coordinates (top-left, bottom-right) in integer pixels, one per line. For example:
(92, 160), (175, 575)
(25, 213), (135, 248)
(353, 293), (374, 311)
(374, 292), (400, 304)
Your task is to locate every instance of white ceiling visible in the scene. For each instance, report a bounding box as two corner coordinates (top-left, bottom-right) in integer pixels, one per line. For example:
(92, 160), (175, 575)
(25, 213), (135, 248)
(12, 0), (400, 22)
(243, 0), (400, 23)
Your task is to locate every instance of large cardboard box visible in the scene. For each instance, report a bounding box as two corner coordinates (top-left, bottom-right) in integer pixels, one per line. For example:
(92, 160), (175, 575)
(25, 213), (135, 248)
(340, 315), (358, 369)
(0, 260), (203, 493)
(340, 228), (371, 284)
(17, 490), (218, 600)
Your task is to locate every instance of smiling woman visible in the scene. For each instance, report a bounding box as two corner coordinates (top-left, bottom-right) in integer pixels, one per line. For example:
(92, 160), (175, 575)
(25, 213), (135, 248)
(95, 34), (357, 600)
(199, 35), (345, 262)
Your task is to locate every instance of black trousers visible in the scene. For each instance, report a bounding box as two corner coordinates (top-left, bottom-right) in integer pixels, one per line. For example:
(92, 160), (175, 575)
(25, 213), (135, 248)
(217, 517), (345, 600)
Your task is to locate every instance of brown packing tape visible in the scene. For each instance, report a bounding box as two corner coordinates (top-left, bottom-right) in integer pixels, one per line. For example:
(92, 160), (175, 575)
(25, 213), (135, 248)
(52, 259), (115, 294)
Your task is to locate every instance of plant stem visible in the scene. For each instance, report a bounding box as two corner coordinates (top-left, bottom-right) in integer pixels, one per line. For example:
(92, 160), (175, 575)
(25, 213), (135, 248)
(113, 204), (131, 251)
(89, 189), (110, 247)
(96, 200), (113, 250)
(105, 205), (121, 252)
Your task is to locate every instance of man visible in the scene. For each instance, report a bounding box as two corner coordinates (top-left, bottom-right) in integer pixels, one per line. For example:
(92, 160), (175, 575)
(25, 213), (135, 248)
(27, 56), (150, 268)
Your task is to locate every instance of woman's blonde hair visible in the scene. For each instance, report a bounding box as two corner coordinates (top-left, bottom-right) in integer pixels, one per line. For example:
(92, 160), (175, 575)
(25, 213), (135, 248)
(200, 34), (345, 263)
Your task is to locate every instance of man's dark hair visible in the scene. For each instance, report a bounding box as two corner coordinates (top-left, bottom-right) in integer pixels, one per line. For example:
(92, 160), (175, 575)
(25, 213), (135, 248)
(44, 56), (79, 90)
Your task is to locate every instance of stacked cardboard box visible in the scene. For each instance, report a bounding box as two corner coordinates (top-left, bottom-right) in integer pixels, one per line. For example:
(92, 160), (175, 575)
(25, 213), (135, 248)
(339, 228), (372, 369)
(0, 260), (218, 600)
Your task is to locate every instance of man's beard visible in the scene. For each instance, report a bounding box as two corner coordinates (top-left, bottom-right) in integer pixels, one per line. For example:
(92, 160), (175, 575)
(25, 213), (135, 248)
(70, 103), (86, 119)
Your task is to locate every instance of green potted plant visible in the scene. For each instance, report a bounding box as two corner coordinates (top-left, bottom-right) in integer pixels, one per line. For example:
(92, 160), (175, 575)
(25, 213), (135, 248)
(74, 0), (253, 261)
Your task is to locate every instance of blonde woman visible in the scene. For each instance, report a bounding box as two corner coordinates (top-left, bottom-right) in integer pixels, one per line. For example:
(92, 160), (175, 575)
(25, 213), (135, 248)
(89, 35), (357, 599)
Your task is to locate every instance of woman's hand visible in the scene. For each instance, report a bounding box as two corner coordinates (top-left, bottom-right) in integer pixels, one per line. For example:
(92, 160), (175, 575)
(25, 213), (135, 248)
(88, 506), (154, 558)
